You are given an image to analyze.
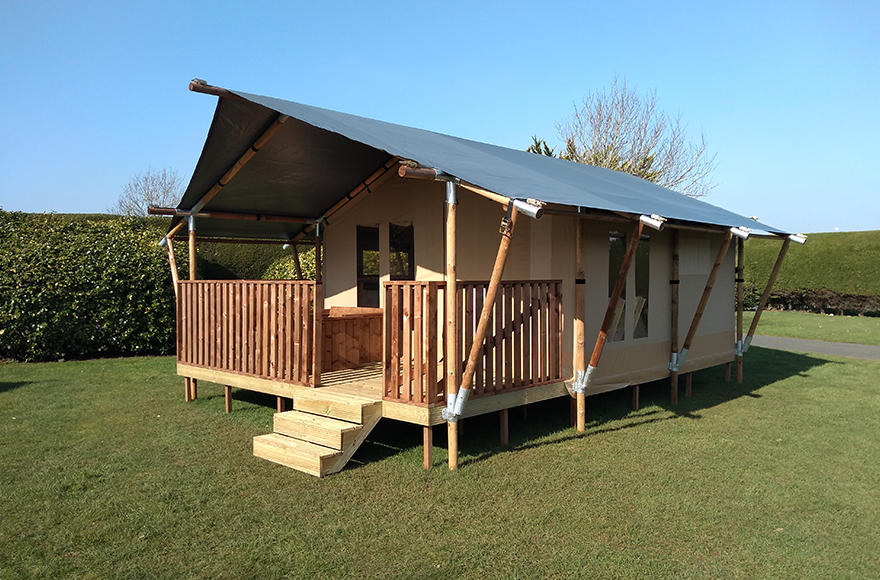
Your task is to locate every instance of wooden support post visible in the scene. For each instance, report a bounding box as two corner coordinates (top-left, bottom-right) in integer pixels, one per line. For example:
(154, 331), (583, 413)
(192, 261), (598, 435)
(185, 377), (192, 402)
(677, 231), (734, 364)
(574, 218), (587, 432)
(423, 426), (433, 469)
(725, 362), (732, 382)
(686, 372), (693, 397)
(632, 384), (640, 411)
(736, 237), (744, 383)
(586, 220), (644, 381)
(746, 238), (791, 345)
(521, 404), (528, 421)
(225, 385), (232, 414)
(500, 408), (509, 446)
(445, 183), (459, 470)
(276, 397), (285, 413)
(670, 230), (680, 405)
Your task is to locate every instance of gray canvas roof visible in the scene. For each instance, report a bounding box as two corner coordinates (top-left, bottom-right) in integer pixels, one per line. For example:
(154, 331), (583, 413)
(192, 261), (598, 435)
(173, 87), (787, 240)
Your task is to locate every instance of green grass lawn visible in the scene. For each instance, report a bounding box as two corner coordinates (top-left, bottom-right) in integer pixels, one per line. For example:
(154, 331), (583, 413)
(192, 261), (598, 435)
(2, 353), (879, 579)
(745, 310), (880, 346)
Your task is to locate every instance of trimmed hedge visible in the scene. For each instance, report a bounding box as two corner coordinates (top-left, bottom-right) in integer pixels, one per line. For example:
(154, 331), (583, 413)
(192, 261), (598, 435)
(0, 211), (183, 361)
(262, 246), (318, 281)
(743, 230), (880, 314)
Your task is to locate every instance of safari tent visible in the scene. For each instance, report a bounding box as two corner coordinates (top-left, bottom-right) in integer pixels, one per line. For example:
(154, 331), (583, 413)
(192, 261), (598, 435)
(153, 81), (800, 477)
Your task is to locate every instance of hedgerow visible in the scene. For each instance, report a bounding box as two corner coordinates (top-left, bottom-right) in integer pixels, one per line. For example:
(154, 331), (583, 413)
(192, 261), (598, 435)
(0, 211), (183, 361)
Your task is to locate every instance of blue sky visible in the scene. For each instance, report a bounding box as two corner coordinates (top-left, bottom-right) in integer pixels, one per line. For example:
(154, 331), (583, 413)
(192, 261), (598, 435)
(1, 0), (877, 233)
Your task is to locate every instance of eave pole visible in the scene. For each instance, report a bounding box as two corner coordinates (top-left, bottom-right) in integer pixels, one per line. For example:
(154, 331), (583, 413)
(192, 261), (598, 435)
(445, 181), (458, 470)
(574, 217), (587, 432)
(744, 238), (791, 352)
(672, 231), (734, 377)
(580, 219), (644, 393)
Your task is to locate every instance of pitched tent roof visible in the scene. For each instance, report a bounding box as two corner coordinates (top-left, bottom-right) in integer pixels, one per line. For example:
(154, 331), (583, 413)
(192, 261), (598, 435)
(172, 85), (787, 240)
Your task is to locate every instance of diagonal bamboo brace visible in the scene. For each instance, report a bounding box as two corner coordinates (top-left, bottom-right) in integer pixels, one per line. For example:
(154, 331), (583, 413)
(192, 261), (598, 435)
(576, 219), (644, 395)
(743, 237), (791, 353)
(443, 207), (519, 424)
(670, 231), (733, 372)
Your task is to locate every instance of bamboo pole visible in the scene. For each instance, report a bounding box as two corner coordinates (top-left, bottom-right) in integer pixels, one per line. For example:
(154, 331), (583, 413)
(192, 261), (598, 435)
(745, 238), (791, 347)
(167, 219), (187, 240)
(149, 206), (314, 224)
(447, 208), (519, 469)
(188, 114), (289, 214)
(586, 220), (644, 376)
(445, 183), (459, 470)
(290, 244), (303, 280)
(574, 218), (587, 432)
(736, 237), (745, 382)
(188, 217), (198, 401)
(165, 236), (180, 299)
(189, 81), (248, 102)
(677, 231), (734, 368)
(292, 157), (399, 244)
(670, 230), (680, 405)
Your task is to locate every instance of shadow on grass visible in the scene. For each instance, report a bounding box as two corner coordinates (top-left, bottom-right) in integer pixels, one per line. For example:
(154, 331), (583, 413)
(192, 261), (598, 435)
(0, 381), (31, 394)
(355, 347), (837, 470)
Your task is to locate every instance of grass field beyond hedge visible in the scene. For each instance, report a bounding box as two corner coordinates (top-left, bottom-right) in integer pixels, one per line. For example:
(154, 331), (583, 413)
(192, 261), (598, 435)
(2, 354), (879, 579)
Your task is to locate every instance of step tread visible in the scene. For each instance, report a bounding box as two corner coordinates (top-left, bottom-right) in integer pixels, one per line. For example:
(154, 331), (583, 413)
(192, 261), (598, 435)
(275, 410), (362, 432)
(274, 410), (362, 450)
(292, 392), (381, 422)
(253, 433), (342, 477)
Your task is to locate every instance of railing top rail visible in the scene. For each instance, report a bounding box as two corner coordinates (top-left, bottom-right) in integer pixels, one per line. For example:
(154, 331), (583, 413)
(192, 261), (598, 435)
(178, 279), (316, 286)
(382, 279), (562, 288)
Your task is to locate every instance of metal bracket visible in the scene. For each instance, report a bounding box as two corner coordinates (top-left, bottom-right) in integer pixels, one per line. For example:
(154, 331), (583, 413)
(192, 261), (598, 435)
(572, 366), (596, 394)
(734, 340), (744, 357)
(668, 349), (689, 372)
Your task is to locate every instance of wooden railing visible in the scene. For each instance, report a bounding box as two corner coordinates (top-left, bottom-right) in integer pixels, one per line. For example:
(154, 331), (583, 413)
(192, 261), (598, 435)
(321, 307), (383, 371)
(383, 280), (563, 405)
(177, 280), (322, 386)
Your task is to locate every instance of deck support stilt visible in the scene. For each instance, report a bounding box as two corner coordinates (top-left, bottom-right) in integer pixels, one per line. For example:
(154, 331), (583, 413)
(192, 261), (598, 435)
(423, 426), (433, 469)
(632, 384), (640, 411)
(725, 362), (732, 382)
(500, 408), (509, 446)
(225, 385), (232, 413)
(670, 230), (680, 405)
(686, 372), (692, 397)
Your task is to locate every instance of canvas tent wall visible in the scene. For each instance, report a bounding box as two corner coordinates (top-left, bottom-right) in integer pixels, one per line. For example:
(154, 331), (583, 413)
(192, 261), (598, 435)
(317, 173), (735, 393)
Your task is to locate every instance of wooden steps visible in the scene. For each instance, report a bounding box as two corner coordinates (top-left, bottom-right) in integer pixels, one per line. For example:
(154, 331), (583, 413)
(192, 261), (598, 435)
(253, 392), (382, 477)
